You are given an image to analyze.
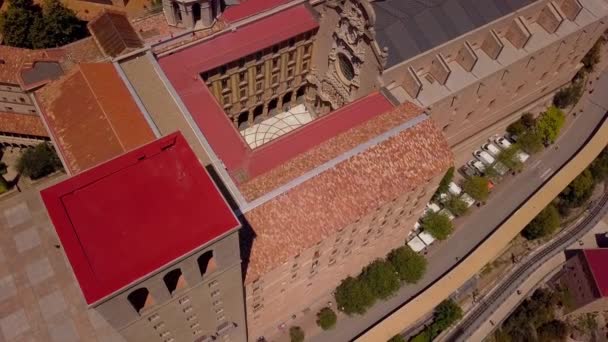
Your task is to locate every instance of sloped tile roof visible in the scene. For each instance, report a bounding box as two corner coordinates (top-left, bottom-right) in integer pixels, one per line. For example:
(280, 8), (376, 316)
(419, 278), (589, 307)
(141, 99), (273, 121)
(88, 10), (143, 58)
(0, 46), (55, 85)
(37, 63), (155, 174)
(242, 104), (453, 283)
(0, 111), (48, 137)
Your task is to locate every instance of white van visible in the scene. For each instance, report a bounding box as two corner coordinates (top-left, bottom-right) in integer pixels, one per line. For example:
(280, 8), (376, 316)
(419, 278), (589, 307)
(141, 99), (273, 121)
(474, 150), (496, 166)
(448, 182), (462, 196)
(482, 143), (502, 157)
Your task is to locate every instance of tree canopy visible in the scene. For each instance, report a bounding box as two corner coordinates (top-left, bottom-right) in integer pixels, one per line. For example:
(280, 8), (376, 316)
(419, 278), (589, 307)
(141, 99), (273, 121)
(0, 0), (88, 49)
(522, 204), (561, 240)
(444, 196), (469, 217)
(518, 130), (544, 154)
(316, 307), (337, 330)
(497, 146), (523, 173)
(421, 211), (453, 240)
(553, 80), (584, 109)
(335, 276), (375, 315)
(387, 334), (405, 342)
(430, 299), (463, 338)
(289, 326), (305, 342)
(17, 143), (62, 179)
(361, 260), (400, 300)
(590, 147), (608, 182)
(462, 176), (490, 202)
(388, 246), (427, 284)
(559, 169), (595, 211)
(537, 320), (569, 342)
(536, 106), (565, 144)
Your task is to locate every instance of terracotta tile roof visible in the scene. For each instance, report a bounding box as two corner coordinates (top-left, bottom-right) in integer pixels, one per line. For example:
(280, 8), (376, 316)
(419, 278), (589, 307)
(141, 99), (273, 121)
(37, 63), (155, 174)
(88, 10), (143, 58)
(242, 104), (453, 283)
(0, 111), (48, 137)
(0, 46), (55, 85)
(240, 102), (424, 200)
(60, 37), (107, 71)
(131, 12), (186, 43)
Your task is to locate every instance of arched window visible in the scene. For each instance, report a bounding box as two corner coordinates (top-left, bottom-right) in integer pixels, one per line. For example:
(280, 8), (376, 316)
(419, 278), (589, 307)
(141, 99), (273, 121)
(127, 288), (154, 313)
(163, 269), (187, 294)
(337, 53), (355, 81)
(198, 250), (217, 277)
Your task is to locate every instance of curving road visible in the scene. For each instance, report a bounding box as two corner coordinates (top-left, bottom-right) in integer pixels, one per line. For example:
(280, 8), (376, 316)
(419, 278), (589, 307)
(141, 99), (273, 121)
(444, 191), (608, 342)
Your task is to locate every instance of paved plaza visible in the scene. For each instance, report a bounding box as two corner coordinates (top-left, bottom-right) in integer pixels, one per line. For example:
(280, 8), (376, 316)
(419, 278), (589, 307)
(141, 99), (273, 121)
(0, 181), (124, 342)
(240, 104), (313, 148)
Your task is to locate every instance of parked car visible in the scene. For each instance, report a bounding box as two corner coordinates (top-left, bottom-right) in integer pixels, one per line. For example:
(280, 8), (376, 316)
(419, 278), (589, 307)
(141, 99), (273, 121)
(448, 182), (462, 196)
(515, 150), (530, 163)
(460, 193), (475, 207)
(468, 159), (486, 174)
(492, 161), (510, 176)
(460, 164), (479, 178)
(426, 203), (441, 213)
(440, 208), (455, 221)
(495, 136), (513, 150)
(474, 150), (496, 166)
(482, 143), (502, 157)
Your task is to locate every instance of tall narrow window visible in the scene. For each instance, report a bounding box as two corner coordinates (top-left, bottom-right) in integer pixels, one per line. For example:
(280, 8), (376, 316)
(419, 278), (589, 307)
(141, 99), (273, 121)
(198, 251), (217, 276)
(163, 269), (187, 294)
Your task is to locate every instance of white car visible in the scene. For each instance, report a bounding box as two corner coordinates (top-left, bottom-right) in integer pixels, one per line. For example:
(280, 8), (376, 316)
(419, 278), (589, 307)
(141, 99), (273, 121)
(482, 143), (502, 157)
(448, 182), (462, 196)
(516, 150), (530, 163)
(492, 161), (509, 176)
(414, 221), (421, 232)
(440, 208), (455, 221)
(495, 136), (513, 150)
(468, 159), (486, 174)
(426, 203), (441, 214)
(474, 150), (496, 166)
(418, 231), (436, 246)
(460, 193), (475, 207)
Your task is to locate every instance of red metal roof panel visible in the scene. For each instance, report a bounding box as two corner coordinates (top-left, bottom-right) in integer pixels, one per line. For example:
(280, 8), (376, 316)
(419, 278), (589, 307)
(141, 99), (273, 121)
(583, 249), (608, 297)
(41, 132), (239, 304)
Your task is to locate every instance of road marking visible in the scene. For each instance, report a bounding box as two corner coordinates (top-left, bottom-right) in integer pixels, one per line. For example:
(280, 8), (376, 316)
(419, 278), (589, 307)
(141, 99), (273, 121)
(540, 168), (553, 180)
(531, 160), (542, 169)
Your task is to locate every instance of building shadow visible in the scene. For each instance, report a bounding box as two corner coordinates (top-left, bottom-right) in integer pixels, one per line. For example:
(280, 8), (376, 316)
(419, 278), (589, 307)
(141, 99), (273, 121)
(595, 233), (608, 248)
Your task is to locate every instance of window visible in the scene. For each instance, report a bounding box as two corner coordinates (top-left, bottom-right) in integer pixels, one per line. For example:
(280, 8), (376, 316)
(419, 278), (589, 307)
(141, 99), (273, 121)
(163, 269), (186, 294)
(256, 65), (263, 75)
(239, 72), (246, 83)
(272, 74), (279, 85)
(240, 87), (247, 99)
(337, 53), (355, 81)
(256, 81), (263, 91)
(289, 51), (295, 61)
(304, 45), (310, 54)
(220, 66), (227, 75)
(221, 78), (229, 89)
(222, 95), (230, 105)
(209, 280), (219, 288)
(198, 251), (216, 277)
(128, 288), (153, 313)
(211, 290), (221, 298)
(272, 45), (279, 54)
(238, 58), (245, 68)
(287, 68), (294, 78)
(289, 38), (295, 47)
(272, 58), (279, 69)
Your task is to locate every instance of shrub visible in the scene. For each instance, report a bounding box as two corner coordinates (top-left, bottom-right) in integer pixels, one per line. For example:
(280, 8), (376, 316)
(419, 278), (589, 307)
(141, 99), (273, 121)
(361, 260), (400, 300)
(521, 112), (536, 128)
(316, 307), (337, 330)
(559, 169), (596, 211)
(522, 204), (561, 240)
(590, 147), (608, 182)
(430, 299), (463, 338)
(497, 146), (523, 173)
(335, 276), (375, 315)
(536, 106), (565, 144)
(432, 167), (454, 201)
(388, 246), (427, 284)
(289, 326), (304, 342)
(506, 120), (527, 137)
(517, 130), (544, 154)
(17, 143), (62, 179)
(537, 320), (569, 342)
(444, 196), (469, 217)
(582, 38), (603, 73)
(409, 331), (431, 342)
(553, 80), (584, 109)
(462, 176), (490, 202)
(388, 334), (405, 342)
(421, 211), (453, 240)
(0, 176), (8, 194)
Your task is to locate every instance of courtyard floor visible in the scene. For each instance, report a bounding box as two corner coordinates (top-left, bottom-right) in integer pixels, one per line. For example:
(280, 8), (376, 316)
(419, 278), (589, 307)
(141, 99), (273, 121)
(240, 104), (313, 149)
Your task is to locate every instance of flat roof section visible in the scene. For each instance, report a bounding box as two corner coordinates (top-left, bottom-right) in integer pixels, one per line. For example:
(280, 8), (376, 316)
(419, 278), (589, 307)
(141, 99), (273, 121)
(373, 0), (534, 68)
(583, 249), (608, 297)
(41, 132), (239, 304)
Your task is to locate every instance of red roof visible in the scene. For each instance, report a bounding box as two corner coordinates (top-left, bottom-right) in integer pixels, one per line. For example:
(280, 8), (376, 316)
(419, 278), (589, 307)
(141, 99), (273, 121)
(162, 4), (318, 73)
(222, 0), (293, 23)
(41, 132), (239, 304)
(583, 249), (608, 297)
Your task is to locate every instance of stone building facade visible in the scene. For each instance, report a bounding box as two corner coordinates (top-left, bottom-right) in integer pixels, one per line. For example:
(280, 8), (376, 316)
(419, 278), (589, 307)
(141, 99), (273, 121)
(163, 0), (224, 28)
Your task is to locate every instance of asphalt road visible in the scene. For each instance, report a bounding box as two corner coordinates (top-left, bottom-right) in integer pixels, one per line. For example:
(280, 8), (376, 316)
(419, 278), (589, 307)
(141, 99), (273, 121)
(310, 72), (608, 342)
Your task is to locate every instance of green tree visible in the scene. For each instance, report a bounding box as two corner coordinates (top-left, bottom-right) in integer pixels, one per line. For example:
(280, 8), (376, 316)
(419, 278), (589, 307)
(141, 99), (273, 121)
(421, 211), (453, 240)
(409, 331), (431, 342)
(506, 120), (527, 137)
(289, 326), (304, 342)
(521, 112), (536, 128)
(361, 260), (400, 300)
(335, 276), (375, 315)
(559, 169), (595, 211)
(0, 176), (8, 194)
(497, 146), (524, 172)
(388, 246), (427, 284)
(444, 196), (469, 216)
(522, 204), (561, 240)
(0, 0), (38, 48)
(537, 320), (568, 342)
(316, 307), (337, 330)
(582, 38), (603, 73)
(430, 299), (463, 338)
(388, 334), (405, 342)
(517, 130), (544, 154)
(432, 167), (454, 201)
(17, 143), (62, 179)
(536, 106), (565, 144)
(590, 147), (608, 181)
(462, 176), (490, 202)
(30, 0), (88, 49)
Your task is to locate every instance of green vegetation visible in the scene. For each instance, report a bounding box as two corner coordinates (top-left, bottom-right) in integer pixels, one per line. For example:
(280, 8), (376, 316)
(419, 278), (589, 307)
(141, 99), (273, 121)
(289, 326), (305, 342)
(432, 167), (454, 201)
(582, 37), (604, 73)
(558, 169), (595, 214)
(497, 147), (523, 173)
(495, 288), (567, 342)
(444, 196), (469, 216)
(361, 260), (400, 300)
(335, 276), (375, 315)
(522, 204), (561, 240)
(0, 176), (8, 194)
(421, 211), (453, 240)
(590, 147), (608, 182)
(388, 334), (406, 342)
(462, 176), (490, 202)
(0, 0), (88, 49)
(410, 299), (463, 341)
(517, 130), (544, 154)
(536, 106), (565, 144)
(17, 143), (62, 179)
(316, 307), (337, 330)
(388, 246), (427, 284)
(553, 79), (585, 109)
